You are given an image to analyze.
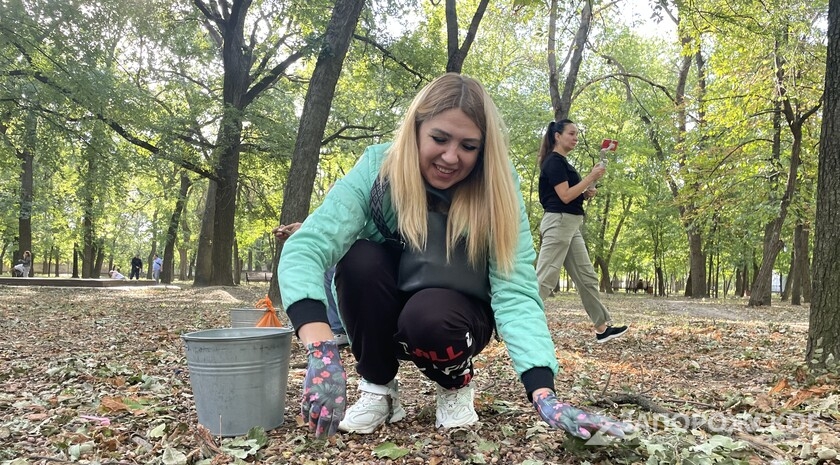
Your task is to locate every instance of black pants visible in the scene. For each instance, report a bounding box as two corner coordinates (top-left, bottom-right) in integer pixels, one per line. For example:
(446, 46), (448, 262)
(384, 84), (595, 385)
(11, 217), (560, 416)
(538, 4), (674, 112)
(335, 240), (494, 389)
(130, 268), (140, 280)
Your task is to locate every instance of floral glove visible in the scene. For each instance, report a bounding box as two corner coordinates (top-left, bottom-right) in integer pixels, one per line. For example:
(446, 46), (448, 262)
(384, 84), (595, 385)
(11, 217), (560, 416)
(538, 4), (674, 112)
(533, 390), (634, 440)
(301, 340), (346, 438)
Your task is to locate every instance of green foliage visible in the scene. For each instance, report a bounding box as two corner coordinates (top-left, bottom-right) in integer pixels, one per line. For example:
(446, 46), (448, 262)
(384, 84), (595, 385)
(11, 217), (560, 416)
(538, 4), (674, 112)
(0, 0), (826, 293)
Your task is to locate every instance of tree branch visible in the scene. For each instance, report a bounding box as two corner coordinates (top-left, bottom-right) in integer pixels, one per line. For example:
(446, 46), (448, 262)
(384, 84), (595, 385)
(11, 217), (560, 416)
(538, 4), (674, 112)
(352, 33), (426, 81)
(321, 125), (383, 145)
(243, 38), (320, 107)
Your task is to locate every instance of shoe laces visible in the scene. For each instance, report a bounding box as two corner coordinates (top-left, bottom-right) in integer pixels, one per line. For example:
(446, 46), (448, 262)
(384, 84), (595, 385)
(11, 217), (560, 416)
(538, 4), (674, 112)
(439, 387), (471, 409)
(353, 390), (394, 412)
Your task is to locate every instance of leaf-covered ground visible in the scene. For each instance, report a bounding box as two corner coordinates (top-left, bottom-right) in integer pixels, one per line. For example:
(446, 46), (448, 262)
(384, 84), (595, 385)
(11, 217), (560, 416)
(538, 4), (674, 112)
(1, 283), (838, 464)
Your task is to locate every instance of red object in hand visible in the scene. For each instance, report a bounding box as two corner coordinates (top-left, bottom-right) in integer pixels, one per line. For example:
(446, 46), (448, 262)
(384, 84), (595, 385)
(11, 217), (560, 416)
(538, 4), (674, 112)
(601, 139), (619, 151)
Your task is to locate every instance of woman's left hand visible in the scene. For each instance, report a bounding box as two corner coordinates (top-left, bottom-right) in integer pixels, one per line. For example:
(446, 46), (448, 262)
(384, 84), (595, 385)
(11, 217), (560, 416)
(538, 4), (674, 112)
(532, 390), (634, 440)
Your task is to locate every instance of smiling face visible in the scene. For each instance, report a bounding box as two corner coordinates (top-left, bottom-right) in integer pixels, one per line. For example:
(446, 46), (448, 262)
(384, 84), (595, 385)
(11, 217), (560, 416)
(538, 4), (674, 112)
(553, 122), (579, 154)
(417, 108), (483, 190)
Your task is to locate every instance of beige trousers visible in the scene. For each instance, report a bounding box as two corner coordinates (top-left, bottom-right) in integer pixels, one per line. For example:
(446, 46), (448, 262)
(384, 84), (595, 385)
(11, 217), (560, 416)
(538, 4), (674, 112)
(535, 212), (612, 328)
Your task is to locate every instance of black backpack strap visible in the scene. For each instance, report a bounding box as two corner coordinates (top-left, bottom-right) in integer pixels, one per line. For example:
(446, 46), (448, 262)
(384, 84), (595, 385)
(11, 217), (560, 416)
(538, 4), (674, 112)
(370, 177), (404, 250)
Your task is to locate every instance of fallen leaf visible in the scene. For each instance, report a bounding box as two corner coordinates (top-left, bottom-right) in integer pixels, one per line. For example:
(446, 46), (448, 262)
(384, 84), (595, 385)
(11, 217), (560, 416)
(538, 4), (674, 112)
(769, 378), (789, 395)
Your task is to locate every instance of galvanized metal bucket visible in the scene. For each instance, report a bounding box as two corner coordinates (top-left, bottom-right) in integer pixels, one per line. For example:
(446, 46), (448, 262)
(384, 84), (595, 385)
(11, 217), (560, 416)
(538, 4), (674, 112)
(228, 308), (269, 327)
(181, 327), (293, 436)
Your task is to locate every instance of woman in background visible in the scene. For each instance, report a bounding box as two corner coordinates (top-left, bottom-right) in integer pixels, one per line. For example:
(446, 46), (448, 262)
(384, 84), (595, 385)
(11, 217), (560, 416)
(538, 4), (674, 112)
(534, 119), (628, 343)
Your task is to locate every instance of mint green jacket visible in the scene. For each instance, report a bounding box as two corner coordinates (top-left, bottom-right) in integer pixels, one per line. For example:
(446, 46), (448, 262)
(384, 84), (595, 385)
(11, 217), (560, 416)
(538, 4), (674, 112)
(278, 143), (559, 391)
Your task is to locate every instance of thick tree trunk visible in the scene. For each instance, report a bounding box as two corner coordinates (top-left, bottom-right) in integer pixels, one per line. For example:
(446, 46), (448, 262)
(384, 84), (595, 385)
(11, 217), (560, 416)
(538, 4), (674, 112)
(209, 112), (243, 286)
(807, 0), (840, 369)
(270, 0), (366, 304)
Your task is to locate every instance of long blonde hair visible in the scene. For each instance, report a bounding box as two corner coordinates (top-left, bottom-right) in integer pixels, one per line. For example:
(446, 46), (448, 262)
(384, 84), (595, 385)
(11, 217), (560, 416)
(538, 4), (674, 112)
(380, 73), (519, 275)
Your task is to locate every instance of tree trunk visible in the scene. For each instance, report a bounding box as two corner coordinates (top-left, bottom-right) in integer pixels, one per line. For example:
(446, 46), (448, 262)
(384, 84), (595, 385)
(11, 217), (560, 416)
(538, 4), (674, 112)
(750, 221), (784, 306)
(82, 213), (94, 278)
(161, 173), (192, 284)
(781, 248), (794, 301)
(791, 223), (806, 305)
(178, 195), (192, 281)
(800, 225), (812, 303)
(656, 266), (665, 297)
(208, 109), (244, 286)
(146, 210), (158, 280)
(595, 257), (610, 293)
(807, 0), (840, 369)
(94, 240), (105, 278)
(44, 245), (53, 275)
(178, 199), (192, 281)
(688, 231), (706, 297)
(194, 181), (216, 285)
(269, 0), (366, 304)
(749, 32), (820, 306)
(548, 0), (591, 120)
(444, 0), (489, 73)
(72, 243), (79, 278)
(685, 270), (692, 297)
(233, 239), (241, 285)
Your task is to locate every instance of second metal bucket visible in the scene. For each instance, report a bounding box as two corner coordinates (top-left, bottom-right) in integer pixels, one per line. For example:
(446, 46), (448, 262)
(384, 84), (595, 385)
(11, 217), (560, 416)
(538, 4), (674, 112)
(229, 307), (269, 327)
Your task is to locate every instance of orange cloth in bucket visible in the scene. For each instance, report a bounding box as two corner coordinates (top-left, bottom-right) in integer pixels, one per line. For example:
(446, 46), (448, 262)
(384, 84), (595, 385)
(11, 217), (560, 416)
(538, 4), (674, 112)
(254, 295), (282, 327)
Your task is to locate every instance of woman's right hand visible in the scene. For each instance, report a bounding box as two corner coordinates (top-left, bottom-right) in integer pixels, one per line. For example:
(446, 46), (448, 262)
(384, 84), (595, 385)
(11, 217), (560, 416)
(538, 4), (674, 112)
(301, 340), (347, 438)
(588, 163), (606, 182)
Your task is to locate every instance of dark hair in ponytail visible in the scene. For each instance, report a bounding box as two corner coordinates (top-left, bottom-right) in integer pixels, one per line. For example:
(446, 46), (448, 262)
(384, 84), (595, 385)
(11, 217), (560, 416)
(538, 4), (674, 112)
(537, 119), (575, 169)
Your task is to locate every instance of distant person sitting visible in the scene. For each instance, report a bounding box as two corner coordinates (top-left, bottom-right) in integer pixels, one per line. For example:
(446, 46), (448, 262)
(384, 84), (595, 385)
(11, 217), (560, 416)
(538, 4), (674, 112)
(13, 250), (32, 277)
(109, 269), (127, 280)
(130, 254), (143, 280)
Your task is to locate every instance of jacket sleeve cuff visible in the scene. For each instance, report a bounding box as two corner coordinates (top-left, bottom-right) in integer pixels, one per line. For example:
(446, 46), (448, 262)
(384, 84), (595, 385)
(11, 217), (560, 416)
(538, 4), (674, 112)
(521, 367), (556, 402)
(285, 298), (329, 337)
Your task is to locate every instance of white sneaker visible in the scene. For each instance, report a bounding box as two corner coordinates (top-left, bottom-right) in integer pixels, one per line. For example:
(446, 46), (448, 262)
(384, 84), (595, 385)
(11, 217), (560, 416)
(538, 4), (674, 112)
(338, 379), (406, 434)
(435, 384), (478, 428)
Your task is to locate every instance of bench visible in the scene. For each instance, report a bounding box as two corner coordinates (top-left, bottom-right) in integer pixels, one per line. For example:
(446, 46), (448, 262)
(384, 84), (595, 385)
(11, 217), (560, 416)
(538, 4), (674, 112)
(245, 271), (273, 282)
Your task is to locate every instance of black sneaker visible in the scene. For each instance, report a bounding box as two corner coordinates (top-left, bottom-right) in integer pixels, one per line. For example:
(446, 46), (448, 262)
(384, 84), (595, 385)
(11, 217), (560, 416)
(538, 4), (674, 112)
(596, 325), (628, 343)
